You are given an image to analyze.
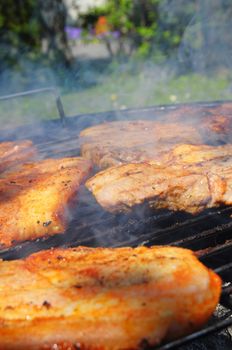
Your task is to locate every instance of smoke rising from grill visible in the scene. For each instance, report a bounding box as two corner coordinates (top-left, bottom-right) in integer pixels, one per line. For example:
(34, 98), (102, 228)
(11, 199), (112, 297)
(0, 1), (232, 126)
(0, 2), (231, 243)
(0, 3), (232, 349)
(0, 3), (231, 260)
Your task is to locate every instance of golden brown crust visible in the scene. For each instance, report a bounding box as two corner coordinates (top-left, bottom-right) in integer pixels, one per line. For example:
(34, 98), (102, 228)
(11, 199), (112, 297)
(86, 141), (232, 214)
(0, 157), (92, 247)
(160, 143), (232, 166)
(86, 154), (232, 215)
(0, 246), (221, 349)
(80, 106), (232, 170)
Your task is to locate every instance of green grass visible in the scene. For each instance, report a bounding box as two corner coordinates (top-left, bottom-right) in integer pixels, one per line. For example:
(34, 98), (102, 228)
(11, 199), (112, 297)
(1, 72), (232, 128)
(63, 72), (232, 115)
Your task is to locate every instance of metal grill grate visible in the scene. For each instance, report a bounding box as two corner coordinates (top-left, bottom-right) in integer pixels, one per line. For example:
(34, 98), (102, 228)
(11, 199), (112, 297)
(0, 89), (232, 348)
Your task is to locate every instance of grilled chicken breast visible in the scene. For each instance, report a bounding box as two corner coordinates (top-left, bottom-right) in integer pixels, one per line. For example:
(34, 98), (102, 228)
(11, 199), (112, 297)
(0, 140), (36, 173)
(80, 106), (232, 169)
(153, 103), (232, 136)
(160, 143), (232, 167)
(0, 246), (221, 350)
(86, 160), (232, 214)
(0, 157), (92, 247)
(80, 120), (203, 169)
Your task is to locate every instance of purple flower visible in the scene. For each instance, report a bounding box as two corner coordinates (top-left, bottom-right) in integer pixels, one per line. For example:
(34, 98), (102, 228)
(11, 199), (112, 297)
(65, 26), (82, 40)
(112, 31), (120, 39)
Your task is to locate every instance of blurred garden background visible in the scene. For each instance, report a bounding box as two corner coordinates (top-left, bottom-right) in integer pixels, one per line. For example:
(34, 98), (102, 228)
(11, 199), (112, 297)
(1, 0), (232, 125)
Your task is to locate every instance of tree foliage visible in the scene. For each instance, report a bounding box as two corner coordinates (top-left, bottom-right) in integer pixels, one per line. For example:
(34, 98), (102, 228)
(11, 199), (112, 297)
(1, 0), (232, 74)
(0, 0), (41, 69)
(95, 0), (197, 57)
(81, 0), (232, 71)
(0, 0), (72, 71)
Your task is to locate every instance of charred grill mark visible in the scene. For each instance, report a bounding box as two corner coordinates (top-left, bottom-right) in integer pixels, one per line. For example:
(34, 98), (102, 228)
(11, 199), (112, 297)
(4, 305), (14, 310)
(125, 171), (143, 176)
(74, 285), (82, 289)
(42, 301), (51, 309)
(56, 255), (64, 261)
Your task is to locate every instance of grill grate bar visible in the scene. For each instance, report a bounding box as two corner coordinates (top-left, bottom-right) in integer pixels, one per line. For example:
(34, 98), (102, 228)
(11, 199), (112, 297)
(154, 316), (232, 350)
(221, 285), (232, 296)
(215, 262), (232, 275)
(0, 87), (66, 122)
(0, 207), (232, 261)
(86, 207), (232, 250)
(198, 240), (232, 264)
(0, 98), (232, 348)
(221, 286), (232, 310)
(147, 215), (232, 247)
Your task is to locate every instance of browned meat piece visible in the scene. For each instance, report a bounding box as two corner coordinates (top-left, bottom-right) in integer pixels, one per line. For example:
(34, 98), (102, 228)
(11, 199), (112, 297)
(151, 103), (232, 141)
(198, 103), (232, 138)
(160, 143), (232, 167)
(0, 140), (36, 173)
(0, 157), (92, 247)
(80, 106), (232, 170)
(86, 161), (232, 214)
(203, 114), (232, 134)
(80, 120), (203, 169)
(0, 246), (221, 349)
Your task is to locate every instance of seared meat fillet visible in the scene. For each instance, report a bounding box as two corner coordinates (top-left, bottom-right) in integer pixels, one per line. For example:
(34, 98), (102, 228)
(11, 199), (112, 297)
(0, 246), (221, 350)
(0, 157), (92, 247)
(80, 120), (203, 169)
(202, 113), (232, 135)
(147, 103), (232, 142)
(86, 160), (232, 214)
(0, 140), (36, 173)
(159, 143), (232, 167)
(80, 107), (232, 169)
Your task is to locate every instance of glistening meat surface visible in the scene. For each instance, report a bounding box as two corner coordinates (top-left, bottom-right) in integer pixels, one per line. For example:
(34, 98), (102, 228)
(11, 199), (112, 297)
(0, 246), (221, 350)
(159, 143), (232, 168)
(86, 160), (232, 214)
(0, 157), (92, 247)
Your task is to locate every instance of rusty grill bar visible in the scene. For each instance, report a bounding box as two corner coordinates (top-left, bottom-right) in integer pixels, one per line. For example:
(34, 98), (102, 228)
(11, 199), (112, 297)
(0, 87), (67, 123)
(0, 89), (232, 348)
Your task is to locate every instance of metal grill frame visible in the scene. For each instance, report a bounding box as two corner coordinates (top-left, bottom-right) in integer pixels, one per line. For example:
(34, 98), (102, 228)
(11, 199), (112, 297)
(0, 88), (232, 349)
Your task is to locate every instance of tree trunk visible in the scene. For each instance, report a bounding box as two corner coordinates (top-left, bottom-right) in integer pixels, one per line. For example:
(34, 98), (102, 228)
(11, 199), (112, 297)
(38, 0), (73, 66)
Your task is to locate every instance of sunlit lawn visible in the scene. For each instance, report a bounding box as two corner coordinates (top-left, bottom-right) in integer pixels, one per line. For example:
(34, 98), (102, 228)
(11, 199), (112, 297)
(0, 72), (232, 128)
(63, 72), (232, 114)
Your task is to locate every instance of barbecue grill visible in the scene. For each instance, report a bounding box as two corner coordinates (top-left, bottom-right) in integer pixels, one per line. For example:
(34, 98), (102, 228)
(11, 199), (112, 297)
(0, 87), (232, 349)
